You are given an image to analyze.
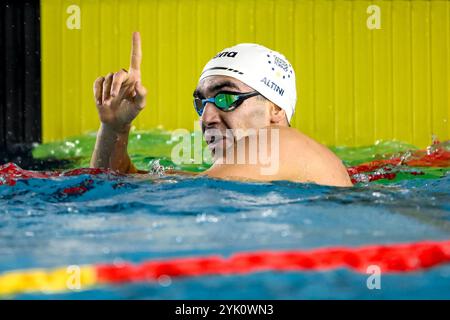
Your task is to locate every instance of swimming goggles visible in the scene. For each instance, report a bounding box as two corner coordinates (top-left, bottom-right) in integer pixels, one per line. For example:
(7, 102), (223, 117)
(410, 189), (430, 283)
(193, 91), (260, 116)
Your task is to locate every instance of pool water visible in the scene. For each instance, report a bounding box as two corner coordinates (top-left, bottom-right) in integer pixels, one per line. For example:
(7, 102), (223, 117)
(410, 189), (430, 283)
(1, 130), (450, 299)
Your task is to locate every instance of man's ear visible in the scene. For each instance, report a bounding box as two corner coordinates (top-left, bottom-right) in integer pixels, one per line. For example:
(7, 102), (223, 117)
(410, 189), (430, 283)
(269, 103), (287, 125)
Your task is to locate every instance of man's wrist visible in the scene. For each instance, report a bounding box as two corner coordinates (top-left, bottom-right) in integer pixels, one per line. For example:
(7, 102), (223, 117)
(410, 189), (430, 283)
(100, 123), (132, 136)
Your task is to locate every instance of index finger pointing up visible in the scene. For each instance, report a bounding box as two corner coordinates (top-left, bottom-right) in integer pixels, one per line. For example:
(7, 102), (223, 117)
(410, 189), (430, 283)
(130, 31), (142, 72)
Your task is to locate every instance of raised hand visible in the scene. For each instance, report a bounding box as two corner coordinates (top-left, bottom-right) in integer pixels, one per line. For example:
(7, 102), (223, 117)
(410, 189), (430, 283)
(93, 32), (147, 133)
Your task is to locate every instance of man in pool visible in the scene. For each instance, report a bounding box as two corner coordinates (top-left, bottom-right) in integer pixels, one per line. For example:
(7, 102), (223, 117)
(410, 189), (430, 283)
(90, 32), (353, 187)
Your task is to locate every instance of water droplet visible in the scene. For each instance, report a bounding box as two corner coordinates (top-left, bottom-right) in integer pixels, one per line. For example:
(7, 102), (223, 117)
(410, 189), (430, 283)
(152, 221), (162, 228)
(196, 213), (219, 223)
(261, 209), (277, 218)
(372, 192), (382, 198)
(158, 275), (172, 287)
(281, 230), (290, 237)
(67, 206), (78, 213)
(431, 134), (440, 145)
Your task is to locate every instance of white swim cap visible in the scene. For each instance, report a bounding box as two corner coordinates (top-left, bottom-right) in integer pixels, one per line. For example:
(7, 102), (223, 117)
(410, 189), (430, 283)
(199, 43), (297, 123)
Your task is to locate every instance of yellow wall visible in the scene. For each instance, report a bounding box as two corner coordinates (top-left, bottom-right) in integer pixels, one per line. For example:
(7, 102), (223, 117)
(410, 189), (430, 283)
(41, 0), (450, 147)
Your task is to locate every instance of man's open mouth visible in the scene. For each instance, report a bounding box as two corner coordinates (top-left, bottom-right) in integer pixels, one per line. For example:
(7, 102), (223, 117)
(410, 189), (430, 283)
(204, 129), (223, 146)
(206, 135), (221, 145)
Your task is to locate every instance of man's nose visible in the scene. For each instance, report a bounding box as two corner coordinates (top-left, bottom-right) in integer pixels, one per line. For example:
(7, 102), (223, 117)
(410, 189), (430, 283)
(201, 102), (221, 128)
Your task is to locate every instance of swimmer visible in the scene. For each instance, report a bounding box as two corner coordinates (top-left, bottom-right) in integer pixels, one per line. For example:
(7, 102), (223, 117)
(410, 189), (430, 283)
(90, 32), (353, 187)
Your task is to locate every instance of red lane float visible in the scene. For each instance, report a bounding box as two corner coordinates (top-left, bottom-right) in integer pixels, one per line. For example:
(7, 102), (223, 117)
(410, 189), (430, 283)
(347, 142), (450, 183)
(1, 239), (450, 296)
(96, 240), (450, 283)
(0, 162), (116, 187)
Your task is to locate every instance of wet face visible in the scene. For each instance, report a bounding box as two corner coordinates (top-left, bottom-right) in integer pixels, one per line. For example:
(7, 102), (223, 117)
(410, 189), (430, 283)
(193, 75), (272, 155)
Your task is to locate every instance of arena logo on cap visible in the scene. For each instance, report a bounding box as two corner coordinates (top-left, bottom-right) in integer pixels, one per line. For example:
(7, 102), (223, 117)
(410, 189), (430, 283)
(213, 51), (238, 59)
(260, 77), (284, 96)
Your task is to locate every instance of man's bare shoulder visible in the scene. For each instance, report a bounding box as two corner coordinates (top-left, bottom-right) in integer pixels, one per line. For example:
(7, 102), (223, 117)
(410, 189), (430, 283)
(203, 126), (353, 187)
(275, 126), (352, 186)
(275, 126), (339, 164)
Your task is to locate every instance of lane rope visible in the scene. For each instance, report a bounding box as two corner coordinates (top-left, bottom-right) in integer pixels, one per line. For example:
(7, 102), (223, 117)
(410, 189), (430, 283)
(1, 141), (449, 187)
(1, 239), (450, 296)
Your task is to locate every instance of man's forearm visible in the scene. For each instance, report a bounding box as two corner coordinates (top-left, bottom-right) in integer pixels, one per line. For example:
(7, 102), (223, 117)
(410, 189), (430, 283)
(90, 123), (136, 173)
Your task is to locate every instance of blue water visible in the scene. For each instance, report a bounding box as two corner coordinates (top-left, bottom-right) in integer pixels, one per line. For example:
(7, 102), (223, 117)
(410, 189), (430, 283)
(1, 172), (450, 299)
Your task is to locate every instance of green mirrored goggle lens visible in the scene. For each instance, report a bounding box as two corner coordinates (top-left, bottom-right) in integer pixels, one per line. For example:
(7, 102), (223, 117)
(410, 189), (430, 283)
(215, 93), (239, 110)
(193, 91), (258, 116)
